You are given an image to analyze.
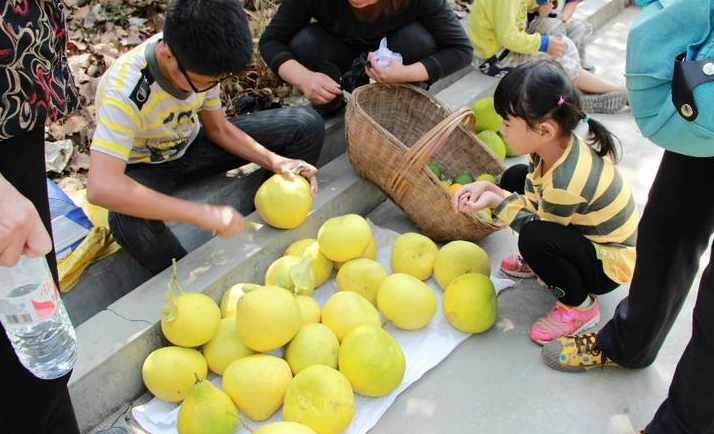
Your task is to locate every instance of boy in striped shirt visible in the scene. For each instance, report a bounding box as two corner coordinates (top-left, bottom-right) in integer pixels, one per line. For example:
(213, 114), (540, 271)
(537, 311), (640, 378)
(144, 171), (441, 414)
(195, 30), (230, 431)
(86, 0), (324, 275)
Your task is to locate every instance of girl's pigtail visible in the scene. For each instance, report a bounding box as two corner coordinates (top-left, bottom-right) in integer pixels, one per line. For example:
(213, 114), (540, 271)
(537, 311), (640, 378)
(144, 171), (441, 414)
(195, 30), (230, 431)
(585, 116), (621, 162)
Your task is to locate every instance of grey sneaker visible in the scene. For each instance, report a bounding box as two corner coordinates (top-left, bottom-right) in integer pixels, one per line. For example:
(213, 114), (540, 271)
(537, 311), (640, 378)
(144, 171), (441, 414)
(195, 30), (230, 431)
(581, 90), (629, 114)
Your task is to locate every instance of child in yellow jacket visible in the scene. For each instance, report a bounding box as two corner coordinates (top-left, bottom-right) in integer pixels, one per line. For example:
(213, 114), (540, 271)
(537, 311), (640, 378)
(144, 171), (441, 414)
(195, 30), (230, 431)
(468, 0), (625, 114)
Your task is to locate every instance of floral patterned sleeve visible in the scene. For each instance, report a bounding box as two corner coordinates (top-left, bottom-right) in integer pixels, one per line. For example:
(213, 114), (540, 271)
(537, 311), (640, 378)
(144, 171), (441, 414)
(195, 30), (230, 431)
(0, 0), (80, 140)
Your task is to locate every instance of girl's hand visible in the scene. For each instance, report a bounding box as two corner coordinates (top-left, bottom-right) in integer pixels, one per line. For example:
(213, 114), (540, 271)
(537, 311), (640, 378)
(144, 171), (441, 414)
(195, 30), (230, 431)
(451, 181), (488, 212)
(457, 191), (503, 215)
(452, 181), (505, 213)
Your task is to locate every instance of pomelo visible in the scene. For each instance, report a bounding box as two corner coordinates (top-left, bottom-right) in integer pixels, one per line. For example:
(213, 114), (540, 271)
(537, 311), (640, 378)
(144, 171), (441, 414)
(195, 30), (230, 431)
(338, 325), (405, 396)
(296, 294), (321, 324)
(162, 291), (221, 348)
(142, 346), (207, 403)
(285, 323), (340, 374)
(334, 235), (377, 270)
(321, 291), (381, 341)
(335, 258), (387, 305)
(477, 130), (507, 160)
(390, 232), (438, 280)
(377, 273), (437, 330)
(317, 214), (371, 262)
(472, 96), (503, 132)
(433, 240), (491, 290)
(201, 318), (255, 375)
(283, 365), (355, 434)
(177, 379), (237, 434)
(252, 422), (317, 434)
(285, 238), (333, 287)
(222, 354), (293, 421)
(236, 285), (302, 352)
(443, 273), (498, 333)
(255, 174), (312, 229)
(265, 255), (316, 296)
(219, 283), (261, 318)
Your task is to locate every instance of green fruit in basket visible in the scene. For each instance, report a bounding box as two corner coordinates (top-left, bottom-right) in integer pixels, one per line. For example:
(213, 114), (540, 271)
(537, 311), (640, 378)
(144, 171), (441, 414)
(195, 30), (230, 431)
(476, 130), (507, 161)
(426, 162), (442, 179)
(453, 172), (475, 185)
(476, 173), (498, 184)
(471, 96), (503, 133)
(498, 132), (517, 157)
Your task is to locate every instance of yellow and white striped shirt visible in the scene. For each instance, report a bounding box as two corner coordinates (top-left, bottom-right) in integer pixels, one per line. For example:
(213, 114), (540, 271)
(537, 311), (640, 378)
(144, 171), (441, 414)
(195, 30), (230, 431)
(494, 135), (638, 284)
(90, 33), (222, 164)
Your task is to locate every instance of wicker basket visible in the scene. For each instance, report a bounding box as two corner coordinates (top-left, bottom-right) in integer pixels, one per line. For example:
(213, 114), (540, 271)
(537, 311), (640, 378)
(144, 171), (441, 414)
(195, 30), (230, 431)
(345, 84), (506, 242)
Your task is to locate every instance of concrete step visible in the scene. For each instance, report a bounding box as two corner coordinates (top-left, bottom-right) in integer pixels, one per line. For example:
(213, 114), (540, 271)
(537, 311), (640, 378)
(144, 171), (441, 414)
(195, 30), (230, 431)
(75, 0), (634, 431)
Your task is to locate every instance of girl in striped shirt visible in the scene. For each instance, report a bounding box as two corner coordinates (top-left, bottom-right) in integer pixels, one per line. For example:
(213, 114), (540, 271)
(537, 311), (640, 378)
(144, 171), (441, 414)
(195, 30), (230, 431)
(453, 59), (638, 344)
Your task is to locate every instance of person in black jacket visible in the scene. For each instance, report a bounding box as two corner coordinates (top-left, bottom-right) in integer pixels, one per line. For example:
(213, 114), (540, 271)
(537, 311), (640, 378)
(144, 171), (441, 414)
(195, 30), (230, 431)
(259, 0), (473, 115)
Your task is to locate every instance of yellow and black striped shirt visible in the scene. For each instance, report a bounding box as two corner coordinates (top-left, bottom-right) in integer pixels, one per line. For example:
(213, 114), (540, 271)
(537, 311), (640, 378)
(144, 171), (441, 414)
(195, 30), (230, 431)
(493, 135), (638, 284)
(90, 33), (222, 165)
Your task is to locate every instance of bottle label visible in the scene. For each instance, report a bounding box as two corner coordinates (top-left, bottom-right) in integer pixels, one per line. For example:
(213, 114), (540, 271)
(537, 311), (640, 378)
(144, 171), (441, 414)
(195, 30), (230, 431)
(0, 279), (59, 327)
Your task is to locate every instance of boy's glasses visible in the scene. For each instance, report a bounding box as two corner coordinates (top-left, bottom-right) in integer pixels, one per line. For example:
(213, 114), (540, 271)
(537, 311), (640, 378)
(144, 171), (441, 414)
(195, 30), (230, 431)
(171, 46), (232, 93)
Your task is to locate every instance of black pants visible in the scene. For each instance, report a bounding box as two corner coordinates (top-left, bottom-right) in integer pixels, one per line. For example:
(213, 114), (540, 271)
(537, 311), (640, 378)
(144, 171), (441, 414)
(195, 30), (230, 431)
(0, 129), (81, 434)
(500, 164), (619, 306)
(289, 21), (438, 89)
(596, 151), (714, 434)
(108, 106), (324, 275)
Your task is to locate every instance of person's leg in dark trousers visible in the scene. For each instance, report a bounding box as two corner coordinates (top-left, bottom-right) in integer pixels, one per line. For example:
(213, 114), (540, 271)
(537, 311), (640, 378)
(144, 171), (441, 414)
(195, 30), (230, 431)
(518, 220), (619, 305)
(595, 151), (714, 434)
(109, 106), (324, 275)
(288, 24), (360, 114)
(0, 129), (81, 434)
(499, 163), (529, 194)
(387, 21), (438, 85)
(107, 161), (188, 275)
(289, 24), (361, 85)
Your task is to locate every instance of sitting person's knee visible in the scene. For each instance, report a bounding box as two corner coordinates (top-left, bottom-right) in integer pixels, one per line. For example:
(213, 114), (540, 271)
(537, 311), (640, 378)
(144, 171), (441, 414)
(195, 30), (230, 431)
(288, 24), (323, 59)
(388, 21), (438, 64)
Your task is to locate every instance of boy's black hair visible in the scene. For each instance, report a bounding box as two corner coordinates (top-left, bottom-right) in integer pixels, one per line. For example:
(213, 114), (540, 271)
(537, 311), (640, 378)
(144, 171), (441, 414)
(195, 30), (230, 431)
(493, 59), (620, 161)
(163, 0), (253, 77)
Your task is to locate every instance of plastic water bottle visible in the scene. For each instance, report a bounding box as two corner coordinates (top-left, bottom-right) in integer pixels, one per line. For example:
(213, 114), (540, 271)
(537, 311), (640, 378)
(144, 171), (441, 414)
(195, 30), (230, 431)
(0, 256), (77, 380)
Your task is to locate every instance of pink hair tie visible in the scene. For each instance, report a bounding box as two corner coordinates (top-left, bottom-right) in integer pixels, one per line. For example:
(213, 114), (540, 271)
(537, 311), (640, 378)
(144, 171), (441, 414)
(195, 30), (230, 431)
(557, 96), (565, 106)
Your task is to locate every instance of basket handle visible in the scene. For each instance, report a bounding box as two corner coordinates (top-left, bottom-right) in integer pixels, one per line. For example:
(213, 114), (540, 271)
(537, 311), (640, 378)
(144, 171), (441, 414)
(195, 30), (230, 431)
(387, 107), (475, 201)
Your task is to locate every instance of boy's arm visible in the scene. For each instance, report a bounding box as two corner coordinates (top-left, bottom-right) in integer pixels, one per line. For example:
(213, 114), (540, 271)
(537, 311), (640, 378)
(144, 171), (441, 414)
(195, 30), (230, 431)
(198, 109), (319, 194)
(87, 152), (244, 238)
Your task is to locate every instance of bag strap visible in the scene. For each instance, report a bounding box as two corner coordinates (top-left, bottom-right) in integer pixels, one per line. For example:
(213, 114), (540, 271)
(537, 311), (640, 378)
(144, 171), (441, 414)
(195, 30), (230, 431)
(672, 53), (714, 121)
(387, 107), (475, 201)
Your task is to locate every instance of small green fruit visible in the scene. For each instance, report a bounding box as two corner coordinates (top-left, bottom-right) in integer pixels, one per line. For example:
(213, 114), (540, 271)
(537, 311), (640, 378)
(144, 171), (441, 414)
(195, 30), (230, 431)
(453, 173), (475, 185)
(476, 173), (498, 184)
(426, 162), (442, 179)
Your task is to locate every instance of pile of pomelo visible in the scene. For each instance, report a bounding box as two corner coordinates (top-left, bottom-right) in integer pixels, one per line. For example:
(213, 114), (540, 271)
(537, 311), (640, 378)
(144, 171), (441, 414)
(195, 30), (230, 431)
(470, 96), (517, 159)
(141, 214), (498, 434)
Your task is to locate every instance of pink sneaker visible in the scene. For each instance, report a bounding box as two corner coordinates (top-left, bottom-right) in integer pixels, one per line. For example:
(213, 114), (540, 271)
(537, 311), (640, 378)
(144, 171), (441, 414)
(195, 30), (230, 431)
(500, 253), (535, 278)
(529, 299), (601, 345)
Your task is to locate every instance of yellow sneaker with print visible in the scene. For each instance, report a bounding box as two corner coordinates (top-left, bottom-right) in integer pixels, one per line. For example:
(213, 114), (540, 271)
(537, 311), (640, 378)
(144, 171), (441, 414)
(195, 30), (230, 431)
(541, 333), (620, 372)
